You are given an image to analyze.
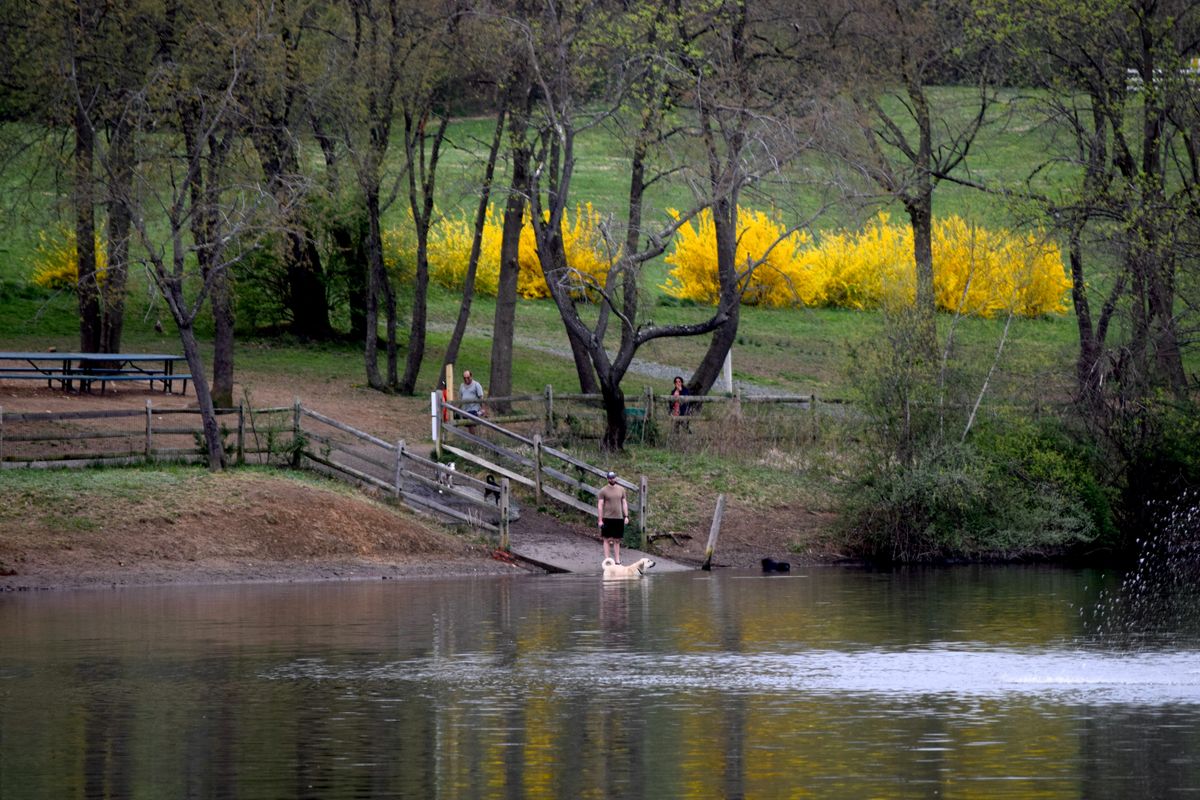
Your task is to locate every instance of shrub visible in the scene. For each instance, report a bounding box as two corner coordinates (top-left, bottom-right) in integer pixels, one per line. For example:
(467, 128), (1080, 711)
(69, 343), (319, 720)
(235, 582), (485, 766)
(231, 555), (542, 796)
(843, 439), (1097, 563)
(416, 203), (615, 300)
(660, 210), (1072, 318)
(30, 227), (107, 292)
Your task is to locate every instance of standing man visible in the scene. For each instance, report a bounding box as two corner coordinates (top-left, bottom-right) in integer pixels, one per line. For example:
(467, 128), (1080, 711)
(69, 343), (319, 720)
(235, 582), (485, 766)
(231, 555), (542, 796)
(459, 369), (486, 433)
(597, 470), (629, 564)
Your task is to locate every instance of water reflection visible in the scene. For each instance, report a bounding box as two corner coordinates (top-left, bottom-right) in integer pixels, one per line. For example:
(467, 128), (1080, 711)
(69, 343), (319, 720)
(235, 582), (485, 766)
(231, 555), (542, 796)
(1, 566), (1199, 799)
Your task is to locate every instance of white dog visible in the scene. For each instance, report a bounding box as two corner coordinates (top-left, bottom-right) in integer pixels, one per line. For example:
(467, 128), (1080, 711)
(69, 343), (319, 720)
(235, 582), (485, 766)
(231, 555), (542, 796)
(602, 557), (656, 580)
(436, 462), (456, 493)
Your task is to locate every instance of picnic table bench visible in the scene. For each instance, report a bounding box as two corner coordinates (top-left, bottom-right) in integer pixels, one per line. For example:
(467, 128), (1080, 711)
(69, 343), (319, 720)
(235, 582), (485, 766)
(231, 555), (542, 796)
(0, 352), (191, 394)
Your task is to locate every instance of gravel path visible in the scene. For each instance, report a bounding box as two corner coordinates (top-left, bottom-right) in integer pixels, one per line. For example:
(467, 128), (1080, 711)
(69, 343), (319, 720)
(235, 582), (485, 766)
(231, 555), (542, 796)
(433, 322), (779, 396)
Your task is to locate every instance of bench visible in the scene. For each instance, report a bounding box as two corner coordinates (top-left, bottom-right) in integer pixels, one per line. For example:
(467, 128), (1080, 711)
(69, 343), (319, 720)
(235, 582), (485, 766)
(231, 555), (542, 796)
(0, 371), (192, 394)
(73, 371), (192, 395)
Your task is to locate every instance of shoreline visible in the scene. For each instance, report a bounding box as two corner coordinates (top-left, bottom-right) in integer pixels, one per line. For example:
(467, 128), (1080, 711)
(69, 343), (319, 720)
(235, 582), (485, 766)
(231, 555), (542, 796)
(0, 552), (542, 593)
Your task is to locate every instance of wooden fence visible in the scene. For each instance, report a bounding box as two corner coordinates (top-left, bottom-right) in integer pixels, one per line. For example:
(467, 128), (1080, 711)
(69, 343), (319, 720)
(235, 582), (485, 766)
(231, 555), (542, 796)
(0, 401), (512, 549)
(293, 402), (511, 548)
(433, 391), (649, 547)
(0, 401), (285, 468)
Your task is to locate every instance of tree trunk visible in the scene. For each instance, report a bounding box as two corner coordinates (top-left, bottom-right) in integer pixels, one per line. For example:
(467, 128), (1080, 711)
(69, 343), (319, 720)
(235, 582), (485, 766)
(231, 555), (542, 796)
(441, 106), (505, 388)
(490, 77), (533, 412)
(600, 378), (627, 452)
(210, 267), (236, 408)
(285, 230), (333, 341)
(906, 195), (937, 356)
(177, 321), (226, 470)
(689, 197), (741, 394)
(101, 115), (132, 355)
(74, 102), (101, 354)
(363, 187), (385, 389)
(399, 234), (429, 394)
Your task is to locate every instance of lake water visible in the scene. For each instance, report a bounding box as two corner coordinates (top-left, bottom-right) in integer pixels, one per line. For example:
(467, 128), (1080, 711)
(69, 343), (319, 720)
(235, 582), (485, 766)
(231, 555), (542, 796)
(1, 565), (1198, 799)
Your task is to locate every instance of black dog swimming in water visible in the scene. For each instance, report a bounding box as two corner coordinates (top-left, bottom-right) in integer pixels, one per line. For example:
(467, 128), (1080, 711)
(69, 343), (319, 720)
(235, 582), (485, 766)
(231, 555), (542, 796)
(484, 473), (501, 504)
(761, 557), (791, 573)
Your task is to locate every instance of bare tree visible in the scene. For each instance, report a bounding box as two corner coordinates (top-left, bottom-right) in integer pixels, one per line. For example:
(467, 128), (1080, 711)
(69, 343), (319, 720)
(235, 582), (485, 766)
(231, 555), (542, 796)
(123, 11), (281, 469)
(520, 0), (817, 448)
(823, 0), (994, 353)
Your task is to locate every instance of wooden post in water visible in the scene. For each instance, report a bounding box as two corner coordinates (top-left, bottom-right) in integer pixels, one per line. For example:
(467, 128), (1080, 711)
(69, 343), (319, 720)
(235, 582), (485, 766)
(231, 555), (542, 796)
(638, 475), (648, 548)
(236, 401), (246, 465)
(394, 439), (406, 499)
(499, 478), (511, 551)
(701, 493), (726, 571)
(144, 399), (153, 459)
(533, 434), (543, 503)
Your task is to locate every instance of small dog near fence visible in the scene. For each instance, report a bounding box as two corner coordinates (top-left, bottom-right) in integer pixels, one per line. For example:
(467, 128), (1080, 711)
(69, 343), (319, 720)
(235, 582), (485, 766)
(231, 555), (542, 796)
(484, 473), (501, 504)
(437, 462), (456, 493)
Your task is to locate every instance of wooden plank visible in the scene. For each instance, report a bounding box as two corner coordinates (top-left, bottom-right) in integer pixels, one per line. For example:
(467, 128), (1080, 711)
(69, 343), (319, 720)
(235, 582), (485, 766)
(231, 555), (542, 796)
(303, 451), (394, 493)
(444, 425), (535, 468)
(702, 493), (726, 571)
(301, 406), (397, 451)
(540, 483), (597, 516)
(442, 403), (535, 445)
(538, 463), (600, 498)
(399, 469), (500, 510)
(441, 444), (536, 489)
(1, 409), (147, 422)
(3, 430), (143, 442)
(303, 430), (394, 471)
(401, 491), (499, 532)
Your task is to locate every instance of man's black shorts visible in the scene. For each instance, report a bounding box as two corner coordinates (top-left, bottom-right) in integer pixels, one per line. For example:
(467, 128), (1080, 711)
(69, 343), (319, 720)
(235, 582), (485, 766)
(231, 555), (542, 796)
(601, 518), (625, 540)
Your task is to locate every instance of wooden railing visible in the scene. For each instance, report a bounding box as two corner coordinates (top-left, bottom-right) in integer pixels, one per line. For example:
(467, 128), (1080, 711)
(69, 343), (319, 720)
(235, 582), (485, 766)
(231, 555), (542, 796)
(0, 401), (512, 550)
(433, 391), (648, 547)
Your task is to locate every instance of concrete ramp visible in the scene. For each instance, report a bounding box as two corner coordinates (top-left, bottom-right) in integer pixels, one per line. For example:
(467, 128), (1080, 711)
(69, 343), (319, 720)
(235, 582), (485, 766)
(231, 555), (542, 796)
(506, 511), (692, 575)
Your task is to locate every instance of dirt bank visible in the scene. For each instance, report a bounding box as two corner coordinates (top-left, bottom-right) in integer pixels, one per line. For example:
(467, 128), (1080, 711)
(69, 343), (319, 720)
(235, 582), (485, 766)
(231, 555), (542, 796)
(0, 470), (534, 591)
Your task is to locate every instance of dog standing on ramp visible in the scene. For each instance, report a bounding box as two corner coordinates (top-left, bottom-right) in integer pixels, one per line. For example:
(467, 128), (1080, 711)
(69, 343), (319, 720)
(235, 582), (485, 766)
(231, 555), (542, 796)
(602, 557), (656, 580)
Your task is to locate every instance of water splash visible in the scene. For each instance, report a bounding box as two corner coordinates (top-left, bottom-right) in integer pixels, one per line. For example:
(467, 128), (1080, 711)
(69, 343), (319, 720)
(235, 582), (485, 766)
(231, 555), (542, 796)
(1083, 488), (1200, 645)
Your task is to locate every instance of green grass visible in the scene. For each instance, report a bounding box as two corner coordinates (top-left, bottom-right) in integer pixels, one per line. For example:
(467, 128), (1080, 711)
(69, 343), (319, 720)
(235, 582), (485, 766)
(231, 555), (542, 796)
(0, 89), (1092, 403)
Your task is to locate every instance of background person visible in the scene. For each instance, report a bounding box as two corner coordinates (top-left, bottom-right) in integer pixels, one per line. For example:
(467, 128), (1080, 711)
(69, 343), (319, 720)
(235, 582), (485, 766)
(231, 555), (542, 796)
(459, 369), (486, 432)
(597, 470), (629, 564)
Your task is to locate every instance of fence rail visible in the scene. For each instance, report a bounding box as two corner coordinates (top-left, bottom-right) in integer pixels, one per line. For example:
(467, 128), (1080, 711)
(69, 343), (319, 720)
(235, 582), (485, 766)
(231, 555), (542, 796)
(0, 400), (513, 550)
(434, 392), (649, 546)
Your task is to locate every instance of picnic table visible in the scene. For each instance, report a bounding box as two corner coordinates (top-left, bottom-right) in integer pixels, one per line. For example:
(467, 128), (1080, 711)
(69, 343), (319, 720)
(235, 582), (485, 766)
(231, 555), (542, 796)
(0, 352), (191, 394)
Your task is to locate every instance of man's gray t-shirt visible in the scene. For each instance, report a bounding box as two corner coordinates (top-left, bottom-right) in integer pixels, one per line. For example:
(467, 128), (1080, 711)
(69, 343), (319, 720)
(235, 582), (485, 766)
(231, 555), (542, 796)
(460, 380), (485, 414)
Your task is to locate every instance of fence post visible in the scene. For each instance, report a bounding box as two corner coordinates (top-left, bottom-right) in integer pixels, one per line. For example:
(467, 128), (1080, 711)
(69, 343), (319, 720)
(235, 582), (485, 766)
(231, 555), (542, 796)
(394, 439), (406, 499)
(702, 493), (726, 571)
(431, 391), (443, 459)
(236, 401), (246, 465)
(533, 434), (543, 504)
(145, 399), (153, 459)
(292, 398), (302, 468)
(638, 474), (648, 549)
(544, 384), (554, 434)
(499, 478), (511, 552)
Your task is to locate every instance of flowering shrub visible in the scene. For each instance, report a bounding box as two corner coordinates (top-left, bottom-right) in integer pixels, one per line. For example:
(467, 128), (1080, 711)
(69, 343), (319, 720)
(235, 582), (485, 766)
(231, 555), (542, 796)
(405, 203), (615, 299)
(661, 210), (1072, 318)
(30, 227), (108, 292)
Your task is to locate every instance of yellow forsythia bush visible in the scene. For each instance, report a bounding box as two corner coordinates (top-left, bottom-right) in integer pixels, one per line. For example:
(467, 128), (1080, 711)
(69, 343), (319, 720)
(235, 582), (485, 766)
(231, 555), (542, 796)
(416, 203), (615, 299)
(661, 210), (1072, 318)
(30, 227), (107, 292)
